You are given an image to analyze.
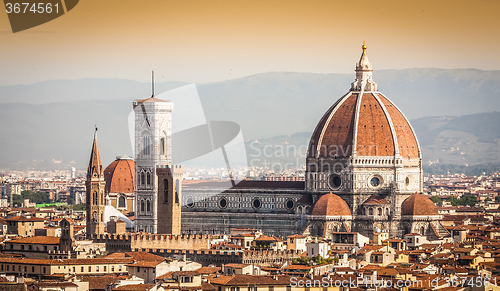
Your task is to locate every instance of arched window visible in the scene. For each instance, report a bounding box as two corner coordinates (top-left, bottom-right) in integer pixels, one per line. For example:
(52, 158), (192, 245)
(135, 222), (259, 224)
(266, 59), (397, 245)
(92, 212), (97, 222)
(141, 173), (145, 185)
(118, 196), (126, 208)
(175, 179), (180, 204)
(143, 135), (150, 155)
(421, 226), (425, 235)
(160, 138), (165, 156)
(147, 173), (151, 185)
(147, 200), (151, 212)
(141, 200), (145, 212)
(378, 208), (382, 216)
(369, 208), (373, 215)
(164, 179), (169, 203)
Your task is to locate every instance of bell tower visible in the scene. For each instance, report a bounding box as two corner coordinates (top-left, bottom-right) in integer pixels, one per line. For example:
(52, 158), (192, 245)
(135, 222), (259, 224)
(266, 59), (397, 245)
(86, 128), (106, 238)
(133, 72), (174, 233)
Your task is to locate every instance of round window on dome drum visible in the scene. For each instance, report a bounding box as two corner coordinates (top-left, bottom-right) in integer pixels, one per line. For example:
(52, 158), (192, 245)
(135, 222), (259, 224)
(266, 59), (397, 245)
(370, 177), (382, 187)
(219, 198), (227, 209)
(252, 198), (262, 209)
(328, 174), (342, 190)
(285, 199), (295, 210)
(186, 197), (194, 208)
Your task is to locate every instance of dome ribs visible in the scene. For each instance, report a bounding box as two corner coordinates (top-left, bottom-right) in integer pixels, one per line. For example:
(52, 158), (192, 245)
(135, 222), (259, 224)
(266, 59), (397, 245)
(104, 158), (135, 194)
(318, 93), (358, 158)
(377, 93), (420, 159)
(355, 93), (394, 157)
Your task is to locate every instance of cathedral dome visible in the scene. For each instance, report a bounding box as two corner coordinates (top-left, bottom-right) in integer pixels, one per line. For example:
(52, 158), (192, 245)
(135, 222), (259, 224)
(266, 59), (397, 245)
(401, 193), (439, 216)
(309, 193), (351, 216)
(307, 45), (420, 160)
(104, 155), (135, 194)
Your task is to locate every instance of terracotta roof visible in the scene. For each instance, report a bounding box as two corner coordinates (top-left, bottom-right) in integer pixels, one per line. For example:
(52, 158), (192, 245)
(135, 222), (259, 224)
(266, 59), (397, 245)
(308, 90), (420, 159)
(137, 96), (168, 103)
(254, 235), (281, 242)
(104, 156), (135, 194)
(363, 194), (390, 205)
(91, 278), (130, 291)
(127, 261), (163, 268)
(401, 193), (439, 216)
(106, 251), (164, 262)
(7, 236), (59, 245)
(210, 275), (293, 286)
(156, 271), (175, 280)
(196, 267), (221, 275)
(113, 284), (156, 291)
(5, 215), (45, 222)
(309, 193), (351, 216)
(225, 263), (250, 269)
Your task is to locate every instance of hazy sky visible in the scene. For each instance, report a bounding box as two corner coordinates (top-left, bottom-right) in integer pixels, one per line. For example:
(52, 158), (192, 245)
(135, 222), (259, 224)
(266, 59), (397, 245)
(1, 0), (499, 86)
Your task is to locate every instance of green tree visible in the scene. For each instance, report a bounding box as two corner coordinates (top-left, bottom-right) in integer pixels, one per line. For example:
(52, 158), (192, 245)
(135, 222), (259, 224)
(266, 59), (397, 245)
(430, 196), (441, 205)
(459, 195), (477, 206)
(72, 203), (86, 211)
(485, 198), (492, 202)
(447, 196), (459, 206)
(495, 196), (500, 203)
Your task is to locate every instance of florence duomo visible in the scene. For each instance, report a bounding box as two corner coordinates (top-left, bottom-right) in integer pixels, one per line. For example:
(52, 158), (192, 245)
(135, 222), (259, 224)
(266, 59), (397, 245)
(84, 45), (448, 244)
(3, 0), (500, 286)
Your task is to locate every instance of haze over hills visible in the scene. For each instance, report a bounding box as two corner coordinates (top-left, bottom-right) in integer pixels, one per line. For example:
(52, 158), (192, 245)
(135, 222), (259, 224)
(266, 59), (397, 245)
(0, 68), (499, 171)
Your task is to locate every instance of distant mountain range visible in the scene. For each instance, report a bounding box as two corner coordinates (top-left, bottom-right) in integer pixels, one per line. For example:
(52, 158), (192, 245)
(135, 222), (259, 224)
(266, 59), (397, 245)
(0, 68), (499, 171)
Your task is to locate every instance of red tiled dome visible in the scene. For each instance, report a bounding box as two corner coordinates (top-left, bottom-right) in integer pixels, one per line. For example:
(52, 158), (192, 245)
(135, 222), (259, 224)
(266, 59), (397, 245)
(104, 155), (135, 194)
(309, 193), (351, 216)
(307, 46), (420, 160)
(401, 193), (439, 216)
(308, 92), (419, 159)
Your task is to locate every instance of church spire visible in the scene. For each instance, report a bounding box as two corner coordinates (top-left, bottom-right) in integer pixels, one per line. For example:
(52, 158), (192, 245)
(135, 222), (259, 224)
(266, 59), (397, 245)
(87, 128), (103, 179)
(350, 42), (378, 91)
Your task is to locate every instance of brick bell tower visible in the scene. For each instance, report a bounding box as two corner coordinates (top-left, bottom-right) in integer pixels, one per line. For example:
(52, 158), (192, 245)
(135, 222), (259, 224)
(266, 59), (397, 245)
(86, 128), (106, 238)
(157, 165), (183, 235)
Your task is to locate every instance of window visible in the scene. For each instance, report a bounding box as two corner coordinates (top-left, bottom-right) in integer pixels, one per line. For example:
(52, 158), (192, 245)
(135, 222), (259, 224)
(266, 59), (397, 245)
(160, 138), (165, 155)
(88, 266), (92, 272)
(147, 200), (151, 212)
(104, 266), (107, 272)
(143, 135), (150, 155)
(147, 173), (151, 185)
(141, 201), (145, 212)
(32, 266), (34, 272)
(21, 245), (25, 250)
(141, 173), (145, 185)
(118, 196), (126, 208)
(175, 180), (179, 203)
(112, 266), (115, 272)
(96, 266), (99, 272)
(73, 267), (75, 272)
(44, 246), (47, 251)
(43, 267), (46, 273)
(81, 267), (84, 272)
(164, 179), (169, 203)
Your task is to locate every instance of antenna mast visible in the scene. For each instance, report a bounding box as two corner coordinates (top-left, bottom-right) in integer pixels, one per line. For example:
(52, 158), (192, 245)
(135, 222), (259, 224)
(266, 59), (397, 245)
(152, 71), (155, 97)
